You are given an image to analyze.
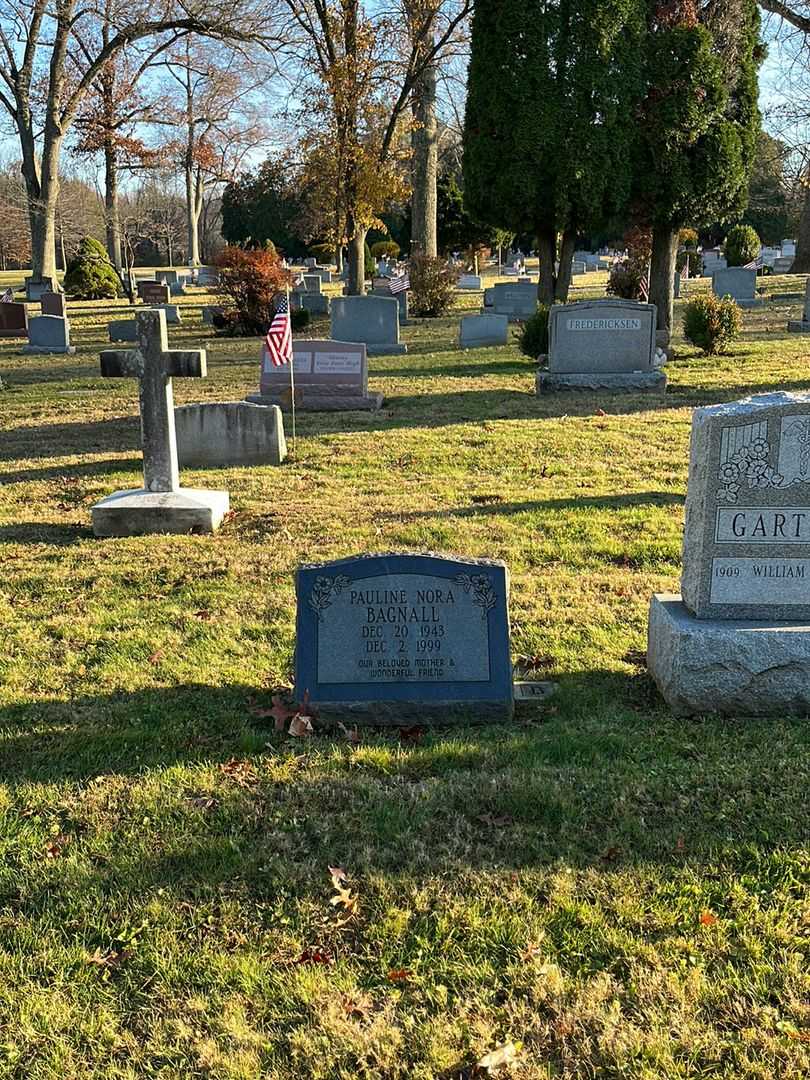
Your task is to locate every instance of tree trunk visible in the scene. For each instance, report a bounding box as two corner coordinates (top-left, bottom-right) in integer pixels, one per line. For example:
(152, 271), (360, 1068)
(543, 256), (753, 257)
(554, 229), (576, 302)
(104, 141), (122, 270)
(650, 223), (679, 344)
(25, 141), (61, 285)
(410, 50), (438, 259)
(185, 164), (202, 267)
(792, 182), (810, 273)
(536, 225), (556, 306)
(347, 219), (366, 296)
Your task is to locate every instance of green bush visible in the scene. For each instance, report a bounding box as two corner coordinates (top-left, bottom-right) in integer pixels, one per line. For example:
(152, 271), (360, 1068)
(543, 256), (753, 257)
(409, 255), (459, 317)
(64, 237), (121, 299)
(683, 294), (741, 355)
(607, 259), (645, 300)
(518, 305), (548, 358)
(725, 224), (760, 268)
(676, 250), (701, 278)
(291, 308), (310, 332)
(371, 240), (400, 259)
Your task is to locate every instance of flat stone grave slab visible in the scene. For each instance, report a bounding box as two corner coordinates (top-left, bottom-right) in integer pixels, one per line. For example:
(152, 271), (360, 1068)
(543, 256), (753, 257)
(460, 314), (508, 348)
(138, 282), (171, 305)
(648, 391), (810, 715)
(330, 296), (405, 355)
(291, 291), (329, 316)
(175, 401), (286, 466)
(539, 299), (663, 393)
(458, 274), (482, 289)
(247, 338), (382, 412)
(41, 292), (66, 317)
(0, 302), (28, 338)
(295, 552), (514, 724)
(22, 315), (75, 354)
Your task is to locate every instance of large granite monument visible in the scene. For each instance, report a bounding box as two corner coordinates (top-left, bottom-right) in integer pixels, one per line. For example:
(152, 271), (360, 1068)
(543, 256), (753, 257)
(648, 392), (810, 714)
(295, 552), (514, 723)
(538, 299), (665, 393)
(91, 309), (229, 536)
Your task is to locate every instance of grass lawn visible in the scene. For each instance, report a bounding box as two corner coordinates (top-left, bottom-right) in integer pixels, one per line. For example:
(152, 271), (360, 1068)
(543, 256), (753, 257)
(0, 271), (808, 1078)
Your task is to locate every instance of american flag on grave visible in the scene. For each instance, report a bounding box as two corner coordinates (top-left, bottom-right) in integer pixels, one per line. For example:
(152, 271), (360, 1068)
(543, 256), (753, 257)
(743, 255), (764, 271)
(680, 260), (690, 281)
(0, 288), (13, 303)
(389, 273), (410, 295)
(265, 295), (293, 367)
(639, 271), (650, 303)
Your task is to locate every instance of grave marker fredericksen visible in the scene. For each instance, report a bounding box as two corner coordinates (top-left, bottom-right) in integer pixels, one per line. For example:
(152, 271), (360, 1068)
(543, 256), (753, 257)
(295, 553), (514, 723)
(648, 392), (810, 715)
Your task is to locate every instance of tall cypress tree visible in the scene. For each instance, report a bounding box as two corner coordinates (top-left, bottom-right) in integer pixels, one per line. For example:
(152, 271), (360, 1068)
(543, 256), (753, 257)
(463, 0), (645, 305)
(637, 0), (761, 342)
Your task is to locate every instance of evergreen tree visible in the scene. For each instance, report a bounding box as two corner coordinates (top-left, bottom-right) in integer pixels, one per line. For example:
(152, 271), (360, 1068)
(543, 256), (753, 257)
(463, 0), (645, 304)
(221, 160), (303, 257)
(636, 0), (761, 341)
(64, 236), (121, 299)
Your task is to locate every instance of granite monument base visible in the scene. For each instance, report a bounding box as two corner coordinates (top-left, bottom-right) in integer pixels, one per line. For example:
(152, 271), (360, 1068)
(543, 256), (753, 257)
(735, 298), (766, 309)
(21, 342), (76, 355)
(647, 593), (810, 716)
(537, 371), (666, 394)
(787, 320), (810, 334)
(311, 698), (514, 726)
(365, 342), (406, 356)
(91, 488), (230, 537)
(246, 390), (383, 412)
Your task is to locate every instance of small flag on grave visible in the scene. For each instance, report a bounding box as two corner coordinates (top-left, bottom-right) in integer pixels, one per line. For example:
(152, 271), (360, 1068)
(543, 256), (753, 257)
(743, 255), (764, 271)
(680, 260), (690, 281)
(0, 288), (13, 303)
(639, 272), (649, 303)
(390, 273), (410, 295)
(265, 294), (292, 367)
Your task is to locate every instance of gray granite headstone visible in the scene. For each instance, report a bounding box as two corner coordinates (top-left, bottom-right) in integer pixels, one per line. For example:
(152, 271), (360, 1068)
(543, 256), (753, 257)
(330, 296), (406, 355)
(459, 314), (508, 348)
(458, 274), (482, 289)
(489, 282), (536, 321)
(681, 393), (810, 620)
(109, 319), (138, 342)
(175, 401), (286, 466)
(248, 339), (382, 411)
(22, 315), (75, 354)
(712, 267), (760, 307)
(292, 291), (329, 316)
(295, 552), (514, 723)
(648, 392), (810, 715)
(539, 299), (664, 393)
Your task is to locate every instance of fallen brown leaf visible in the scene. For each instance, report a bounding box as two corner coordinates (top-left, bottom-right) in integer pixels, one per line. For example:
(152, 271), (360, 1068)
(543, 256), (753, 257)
(219, 758), (258, 785)
(45, 836), (67, 859)
(147, 649), (164, 665)
(295, 946), (332, 965)
(192, 609), (212, 621)
(328, 866), (348, 886)
(475, 1041), (521, 1074)
(338, 722), (361, 745)
(86, 947), (131, 970)
(399, 725), (424, 746)
(386, 968), (412, 983)
(288, 713), (314, 738)
(699, 910), (718, 926)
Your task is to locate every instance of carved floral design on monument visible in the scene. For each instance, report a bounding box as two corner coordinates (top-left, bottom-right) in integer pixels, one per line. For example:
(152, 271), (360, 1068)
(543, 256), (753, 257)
(716, 420), (783, 504)
(454, 573), (497, 618)
(308, 574), (352, 620)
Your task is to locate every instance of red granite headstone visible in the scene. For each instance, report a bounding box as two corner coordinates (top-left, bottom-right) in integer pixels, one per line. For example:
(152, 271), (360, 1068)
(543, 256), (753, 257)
(0, 302), (28, 338)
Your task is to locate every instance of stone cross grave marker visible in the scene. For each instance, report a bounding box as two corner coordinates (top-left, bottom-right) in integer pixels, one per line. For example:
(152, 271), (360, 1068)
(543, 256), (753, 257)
(647, 391), (810, 715)
(91, 309), (228, 536)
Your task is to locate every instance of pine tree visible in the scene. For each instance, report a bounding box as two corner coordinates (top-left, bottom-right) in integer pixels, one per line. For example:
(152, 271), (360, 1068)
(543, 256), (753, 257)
(463, 0), (645, 305)
(637, 0), (761, 342)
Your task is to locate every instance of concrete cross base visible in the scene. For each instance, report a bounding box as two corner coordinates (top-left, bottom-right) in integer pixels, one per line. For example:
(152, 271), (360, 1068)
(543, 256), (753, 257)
(647, 594), (810, 716)
(91, 488), (229, 537)
(21, 344), (76, 355)
(537, 370), (666, 394)
(787, 320), (810, 333)
(246, 391), (383, 412)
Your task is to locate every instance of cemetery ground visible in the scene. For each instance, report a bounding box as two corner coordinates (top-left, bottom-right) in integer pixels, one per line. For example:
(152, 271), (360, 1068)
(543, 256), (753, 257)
(0, 273), (809, 1079)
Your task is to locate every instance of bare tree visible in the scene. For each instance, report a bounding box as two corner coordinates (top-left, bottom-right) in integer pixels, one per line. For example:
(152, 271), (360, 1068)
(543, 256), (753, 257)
(0, 0), (283, 286)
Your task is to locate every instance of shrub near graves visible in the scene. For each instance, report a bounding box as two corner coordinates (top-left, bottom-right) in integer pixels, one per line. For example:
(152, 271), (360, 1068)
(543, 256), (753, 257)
(64, 236), (121, 299)
(409, 255), (459, 317)
(371, 240), (400, 259)
(519, 305), (550, 359)
(215, 246), (289, 335)
(683, 294), (741, 355)
(725, 224), (761, 267)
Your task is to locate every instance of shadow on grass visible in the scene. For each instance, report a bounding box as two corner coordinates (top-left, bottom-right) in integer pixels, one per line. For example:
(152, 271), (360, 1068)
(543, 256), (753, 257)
(0, 522), (92, 545)
(375, 491), (685, 521)
(0, 416), (139, 461)
(0, 677), (808, 877)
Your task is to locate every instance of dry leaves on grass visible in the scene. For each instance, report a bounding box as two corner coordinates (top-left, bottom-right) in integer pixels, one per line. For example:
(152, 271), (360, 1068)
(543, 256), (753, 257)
(147, 649), (165, 665)
(44, 835), (67, 859)
(386, 968), (412, 984)
(295, 946), (333, 965)
(219, 758), (259, 786)
(86, 947), (131, 971)
(699, 910), (719, 926)
(329, 866), (358, 919)
(474, 1041), (522, 1075)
